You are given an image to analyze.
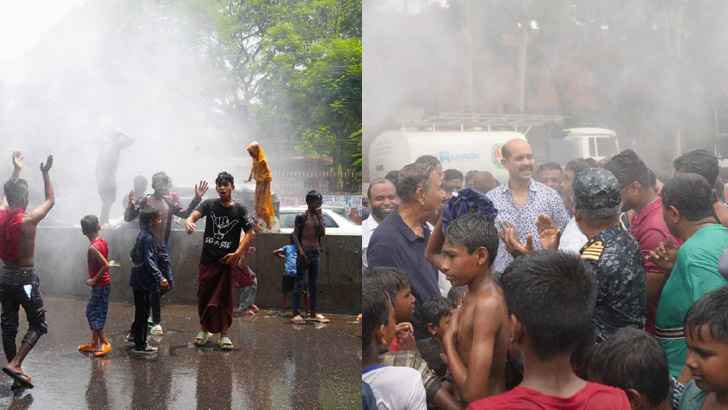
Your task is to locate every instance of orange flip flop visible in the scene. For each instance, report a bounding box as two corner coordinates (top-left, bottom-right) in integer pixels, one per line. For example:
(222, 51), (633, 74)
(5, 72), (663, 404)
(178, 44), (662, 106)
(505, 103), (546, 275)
(94, 344), (112, 357)
(78, 344), (98, 352)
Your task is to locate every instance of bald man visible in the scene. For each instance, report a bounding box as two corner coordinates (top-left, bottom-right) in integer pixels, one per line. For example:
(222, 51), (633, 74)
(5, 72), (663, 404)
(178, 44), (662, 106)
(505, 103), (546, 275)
(486, 139), (569, 273)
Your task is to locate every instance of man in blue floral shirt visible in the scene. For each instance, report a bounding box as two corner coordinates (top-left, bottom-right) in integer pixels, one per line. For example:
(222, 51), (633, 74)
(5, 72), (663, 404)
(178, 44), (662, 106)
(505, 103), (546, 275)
(486, 139), (569, 273)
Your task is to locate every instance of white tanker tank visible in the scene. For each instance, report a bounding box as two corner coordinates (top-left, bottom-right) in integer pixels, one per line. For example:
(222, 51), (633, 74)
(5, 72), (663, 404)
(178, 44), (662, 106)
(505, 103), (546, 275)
(368, 130), (527, 182)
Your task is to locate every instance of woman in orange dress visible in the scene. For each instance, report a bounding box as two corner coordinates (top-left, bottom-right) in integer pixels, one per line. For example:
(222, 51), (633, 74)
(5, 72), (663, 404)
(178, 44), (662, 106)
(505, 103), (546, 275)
(245, 142), (274, 229)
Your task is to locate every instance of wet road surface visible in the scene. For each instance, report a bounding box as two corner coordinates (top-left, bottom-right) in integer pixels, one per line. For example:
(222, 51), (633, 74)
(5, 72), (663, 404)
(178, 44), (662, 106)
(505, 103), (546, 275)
(0, 296), (361, 409)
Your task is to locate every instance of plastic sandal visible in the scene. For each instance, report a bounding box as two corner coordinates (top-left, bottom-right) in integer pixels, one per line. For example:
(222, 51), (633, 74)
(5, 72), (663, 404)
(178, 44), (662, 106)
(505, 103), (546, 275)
(94, 344), (112, 357)
(291, 315), (306, 325)
(194, 331), (212, 346)
(219, 337), (234, 350)
(78, 343), (98, 352)
(311, 314), (330, 323)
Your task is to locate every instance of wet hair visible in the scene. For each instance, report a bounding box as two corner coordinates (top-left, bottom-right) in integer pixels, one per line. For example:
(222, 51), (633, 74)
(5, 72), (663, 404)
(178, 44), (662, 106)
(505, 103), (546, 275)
(588, 328), (669, 408)
(674, 149), (719, 186)
(215, 171), (234, 186)
(397, 162), (435, 203)
(362, 281), (392, 350)
(444, 213), (499, 264)
(649, 169), (657, 190)
(604, 150), (652, 189)
(464, 170), (478, 186)
(3, 178), (28, 207)
(419, 296), (453, 335)
(447, 286), (466, 304)
(536, 162), (563, 176)
(139, 207), (161, 229)
(501, 251), (596, 360)
(684, 285), (728, 344)
(716, 178), (725, 204)
(363, 266), (409, 308)
(254, 216), (264, 226)
(367, 179), (394, 199)
(384, 170), (399, 186)
(305, 190), (322, 204)
(661, 173), (714, 221)
(564, 159), (593, 176)
(80, 215), (100, 234)
(151, 171), (170, 188)
(415, 155), (441, 168)
(443, 169), (463, 182)
(417, 337), (447, 378)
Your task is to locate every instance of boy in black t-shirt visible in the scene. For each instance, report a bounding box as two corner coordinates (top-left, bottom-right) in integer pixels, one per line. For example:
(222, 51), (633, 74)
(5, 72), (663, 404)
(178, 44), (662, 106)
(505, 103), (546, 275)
(185, 171), (255, 350)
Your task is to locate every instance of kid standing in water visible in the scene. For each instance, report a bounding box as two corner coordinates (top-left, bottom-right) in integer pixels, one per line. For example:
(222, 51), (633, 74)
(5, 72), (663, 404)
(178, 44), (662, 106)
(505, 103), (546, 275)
(426, 212), (509, 404)
(291, 190), (327, 325)
(245, 142), (274, 230)
(128, 208), (169, 354)
(78, 215), (112, 357)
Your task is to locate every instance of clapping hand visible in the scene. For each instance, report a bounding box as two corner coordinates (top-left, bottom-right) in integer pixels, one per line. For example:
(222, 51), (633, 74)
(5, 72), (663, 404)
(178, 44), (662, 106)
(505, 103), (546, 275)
(536, 214), (561, 250)
(646, 235), (678, 272)
(498, 220), (534, 257)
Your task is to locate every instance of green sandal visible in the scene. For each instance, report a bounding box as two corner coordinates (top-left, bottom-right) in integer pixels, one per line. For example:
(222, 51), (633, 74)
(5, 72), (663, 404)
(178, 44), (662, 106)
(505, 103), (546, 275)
(219, 337), (234, 350)
(194, 331), (212, 346)
(150, 324), (164, 336)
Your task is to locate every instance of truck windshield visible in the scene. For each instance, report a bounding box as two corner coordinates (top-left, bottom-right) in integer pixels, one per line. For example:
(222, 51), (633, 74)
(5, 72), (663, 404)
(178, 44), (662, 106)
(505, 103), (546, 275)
(596, 137), (617, 157)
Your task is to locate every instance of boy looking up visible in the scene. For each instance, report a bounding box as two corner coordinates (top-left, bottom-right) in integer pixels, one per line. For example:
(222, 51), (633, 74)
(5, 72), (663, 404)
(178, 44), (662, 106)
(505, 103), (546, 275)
(468, 251), (630, 410)
(679, 286), (728, 410)
(78, 215), (112, 357)
(426, 213), (509, 403)
(0, 152), (54, 389)
(186, 171), (255, 350)
(291, 190), (327, 325)
(361, 281), (427, 409)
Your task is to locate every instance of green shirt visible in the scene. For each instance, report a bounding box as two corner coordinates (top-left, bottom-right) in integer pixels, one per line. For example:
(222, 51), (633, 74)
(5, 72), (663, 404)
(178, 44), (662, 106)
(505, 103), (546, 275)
(656, 224), (728, 376)
(678, 380), (708, 410)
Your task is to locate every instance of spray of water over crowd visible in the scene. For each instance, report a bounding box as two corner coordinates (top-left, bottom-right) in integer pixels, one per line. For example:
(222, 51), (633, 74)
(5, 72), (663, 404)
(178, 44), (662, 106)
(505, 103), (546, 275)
(364, 0), (728, 173)
(0, 1), (257, 224)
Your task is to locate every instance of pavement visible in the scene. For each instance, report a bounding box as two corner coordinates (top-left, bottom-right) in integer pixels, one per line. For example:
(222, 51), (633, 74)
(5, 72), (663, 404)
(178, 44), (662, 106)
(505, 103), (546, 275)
(0, 296), (361, 410)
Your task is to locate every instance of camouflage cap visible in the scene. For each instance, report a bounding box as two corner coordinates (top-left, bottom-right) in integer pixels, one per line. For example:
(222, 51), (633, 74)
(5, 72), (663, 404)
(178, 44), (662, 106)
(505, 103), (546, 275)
(572, 168), (621, 210)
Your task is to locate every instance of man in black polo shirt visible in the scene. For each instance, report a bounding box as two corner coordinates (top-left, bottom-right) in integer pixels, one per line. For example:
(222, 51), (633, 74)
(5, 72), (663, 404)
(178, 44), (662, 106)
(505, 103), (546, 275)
(367, 161), (445, 339)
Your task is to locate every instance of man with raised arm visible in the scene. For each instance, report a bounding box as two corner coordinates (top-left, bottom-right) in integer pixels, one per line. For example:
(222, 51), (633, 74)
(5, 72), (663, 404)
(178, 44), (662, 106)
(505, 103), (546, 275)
(0, 152), (54, 389)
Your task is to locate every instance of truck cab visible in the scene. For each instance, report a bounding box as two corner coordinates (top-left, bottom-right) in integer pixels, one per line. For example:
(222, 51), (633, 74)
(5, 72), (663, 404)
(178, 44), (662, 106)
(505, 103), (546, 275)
(563, 128), (619, 161)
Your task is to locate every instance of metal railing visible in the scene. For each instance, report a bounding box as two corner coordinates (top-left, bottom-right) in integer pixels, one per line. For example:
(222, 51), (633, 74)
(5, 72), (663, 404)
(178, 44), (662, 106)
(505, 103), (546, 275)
(272, 171), (362, 194)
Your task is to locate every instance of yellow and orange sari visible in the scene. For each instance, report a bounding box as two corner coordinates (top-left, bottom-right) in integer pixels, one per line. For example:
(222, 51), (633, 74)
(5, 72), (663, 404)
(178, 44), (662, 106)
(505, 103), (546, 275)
(246, 142), (274, 229)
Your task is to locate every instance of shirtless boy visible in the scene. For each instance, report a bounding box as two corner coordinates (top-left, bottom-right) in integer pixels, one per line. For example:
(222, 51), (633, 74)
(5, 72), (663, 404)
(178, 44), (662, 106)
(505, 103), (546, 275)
(0, 152), (54, 389)
(290, 190), (327, 325)
(426, 212), (509, 404)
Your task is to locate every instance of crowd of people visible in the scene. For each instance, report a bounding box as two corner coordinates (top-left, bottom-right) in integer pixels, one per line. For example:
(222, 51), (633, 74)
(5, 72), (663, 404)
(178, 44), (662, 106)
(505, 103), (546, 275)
(0, 143), (330, 390)
(362, 138), (728, 410)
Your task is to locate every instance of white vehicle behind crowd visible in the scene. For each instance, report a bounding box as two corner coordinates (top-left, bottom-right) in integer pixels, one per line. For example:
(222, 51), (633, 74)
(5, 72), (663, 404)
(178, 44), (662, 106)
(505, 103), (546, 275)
(278, 207), (361, 235)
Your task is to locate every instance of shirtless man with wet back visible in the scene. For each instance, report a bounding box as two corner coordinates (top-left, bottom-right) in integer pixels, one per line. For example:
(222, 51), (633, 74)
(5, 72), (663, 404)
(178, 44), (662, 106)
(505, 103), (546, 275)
(0, 152), (54, 389)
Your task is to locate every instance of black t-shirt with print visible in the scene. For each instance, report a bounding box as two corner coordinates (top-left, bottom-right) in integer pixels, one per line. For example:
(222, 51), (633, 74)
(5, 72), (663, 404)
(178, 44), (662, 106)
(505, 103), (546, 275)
(196, 198), (255, 263)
